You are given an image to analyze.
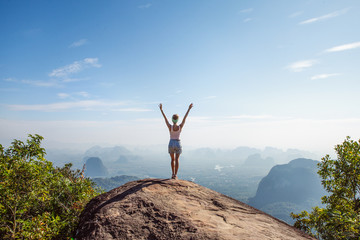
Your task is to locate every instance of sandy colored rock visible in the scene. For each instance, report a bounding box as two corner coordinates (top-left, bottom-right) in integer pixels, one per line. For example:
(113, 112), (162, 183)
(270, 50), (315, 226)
(76, 178), (315, 240)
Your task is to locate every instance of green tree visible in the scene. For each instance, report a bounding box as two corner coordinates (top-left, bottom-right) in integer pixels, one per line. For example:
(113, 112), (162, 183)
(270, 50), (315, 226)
(291, 136), (360, 239)
(0, 134), (101, 239)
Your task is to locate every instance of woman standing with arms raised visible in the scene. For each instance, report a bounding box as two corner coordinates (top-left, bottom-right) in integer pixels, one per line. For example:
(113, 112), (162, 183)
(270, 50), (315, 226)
(159, 103), (193, 179)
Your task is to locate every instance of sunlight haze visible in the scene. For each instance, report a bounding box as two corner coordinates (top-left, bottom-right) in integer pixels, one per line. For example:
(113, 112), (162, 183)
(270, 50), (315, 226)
(1, 0), (360, 155)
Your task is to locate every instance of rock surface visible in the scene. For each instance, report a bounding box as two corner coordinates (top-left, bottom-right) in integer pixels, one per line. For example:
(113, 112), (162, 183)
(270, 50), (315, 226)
(76, 178), (315, 240)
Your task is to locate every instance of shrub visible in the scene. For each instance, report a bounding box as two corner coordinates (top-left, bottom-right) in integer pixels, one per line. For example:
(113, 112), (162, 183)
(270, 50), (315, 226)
(0, 134), (101, 239)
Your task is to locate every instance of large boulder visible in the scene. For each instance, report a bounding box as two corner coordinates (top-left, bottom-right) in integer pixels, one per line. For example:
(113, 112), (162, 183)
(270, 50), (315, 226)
(76, 178), (314, 240)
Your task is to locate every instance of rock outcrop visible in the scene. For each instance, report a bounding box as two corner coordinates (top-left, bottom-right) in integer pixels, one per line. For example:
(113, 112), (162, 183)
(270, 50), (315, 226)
(249, 158), (326, 207)
(76, 178), (315, 240)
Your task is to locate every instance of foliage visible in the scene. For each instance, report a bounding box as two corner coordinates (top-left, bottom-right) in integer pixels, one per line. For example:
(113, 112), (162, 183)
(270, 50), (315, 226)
(0, 134), (101, 239)
(291, 136), (360, 239)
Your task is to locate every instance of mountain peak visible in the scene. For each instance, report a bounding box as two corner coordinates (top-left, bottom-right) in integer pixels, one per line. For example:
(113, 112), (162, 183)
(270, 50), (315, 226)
(76, 179), (314, 239)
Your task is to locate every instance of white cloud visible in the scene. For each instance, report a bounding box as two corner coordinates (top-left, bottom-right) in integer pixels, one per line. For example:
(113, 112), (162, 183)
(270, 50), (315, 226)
(4, 78), (59, 87)
(4, 58), (100, 88)
(6, 99), (154, 112)
(203, 96), (217, 100)
(4, 77), (16, 82)
(69, 39), (88, 48)
(311, 73), (340, 80)
(239, 8), (253, 13)
(22, 80), (59, 87)
(138, 3), (152, 9)
(49, 58), (101, 78)
(135, 117), (162, 122)
(6, 100), (126, 111)
(299, 8), (349, 25)
(111, 108), (153, 112)
(228, 115), (275, 120)
(325, 41), (360, 53)
(287, 59), (318, 72)
(57, 91), (90, 99)
(57, 93), (70, 99)
(77, 91), (90, 98)
(243, 18), (252, 23)
(289, 11), (303, 18)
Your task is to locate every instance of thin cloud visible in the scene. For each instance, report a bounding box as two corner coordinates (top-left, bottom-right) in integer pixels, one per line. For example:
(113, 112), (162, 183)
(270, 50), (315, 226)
(4, 77), (16, 82)
(135, 117), (162, 122)
(49, 58), (101, 78)
(203, 96), (217, 100)
(57, 91), (90, 99)
(243, 18), (252, 23)
(287, 59), (318, 72)
(57, 93), (70, 99)
(311, 73), (340, 80)
(21, 80), (59, 87)
(112, 108), (153, 112)
(4, 58), (100, 88)
(69, 39), (88, 48)
(228, 115), (275, 120)
(299, 8), (349, 25)
(289, 11), (303, 18)
(7, 100), (126, 111)
(4, 77), (59, 87)
(325, 41), (360, 53)
(138, 3), (152, 9)
(186, 116), (212, 123)
(239, 8), (253, 13)
(77, 91), (90, 97)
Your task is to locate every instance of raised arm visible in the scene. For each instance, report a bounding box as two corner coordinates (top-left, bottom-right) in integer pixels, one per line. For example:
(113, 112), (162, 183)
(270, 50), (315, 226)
(159, 103), (171, 130)
(180, 103), (193, 128)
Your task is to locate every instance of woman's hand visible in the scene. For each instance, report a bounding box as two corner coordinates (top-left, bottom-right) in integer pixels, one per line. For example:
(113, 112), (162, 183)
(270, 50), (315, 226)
(159, 103), (163, 110)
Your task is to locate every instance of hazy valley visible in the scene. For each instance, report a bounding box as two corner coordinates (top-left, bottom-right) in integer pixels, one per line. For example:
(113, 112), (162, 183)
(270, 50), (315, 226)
(46, 145), (322, 224)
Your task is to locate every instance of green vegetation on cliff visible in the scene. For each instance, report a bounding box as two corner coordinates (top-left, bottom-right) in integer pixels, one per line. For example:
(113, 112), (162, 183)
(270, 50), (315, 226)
(0, 135), (101, 239)
(292, 137), (360, 239)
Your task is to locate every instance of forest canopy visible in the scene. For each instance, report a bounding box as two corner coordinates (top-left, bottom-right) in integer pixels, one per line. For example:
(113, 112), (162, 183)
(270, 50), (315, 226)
(292, 137), (360, 239)
(0, 134), (101, 239)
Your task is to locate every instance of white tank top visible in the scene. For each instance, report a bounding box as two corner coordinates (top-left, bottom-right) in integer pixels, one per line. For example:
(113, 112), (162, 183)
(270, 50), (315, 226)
(170, 125), (181, 140)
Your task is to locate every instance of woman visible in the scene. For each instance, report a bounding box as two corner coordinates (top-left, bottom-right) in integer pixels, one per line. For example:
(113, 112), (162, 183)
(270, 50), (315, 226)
(159, 103), (193, 179)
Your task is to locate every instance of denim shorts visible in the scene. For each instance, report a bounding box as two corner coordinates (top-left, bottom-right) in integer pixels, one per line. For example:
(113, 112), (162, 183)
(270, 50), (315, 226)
(168, 139), (182, 154)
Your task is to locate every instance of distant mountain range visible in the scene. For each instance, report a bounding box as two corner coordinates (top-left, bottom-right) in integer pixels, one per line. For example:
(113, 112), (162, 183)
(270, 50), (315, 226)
(84, 145), (139, 163)
(45, 145), (324, 224)
(92, 175), (140, 191)
(84, 157), (109, 178)
(241, 153), (275, 171)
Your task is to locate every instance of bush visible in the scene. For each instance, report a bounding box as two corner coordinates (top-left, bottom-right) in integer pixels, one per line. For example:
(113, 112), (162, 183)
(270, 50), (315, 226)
(0, 134), (101, 239)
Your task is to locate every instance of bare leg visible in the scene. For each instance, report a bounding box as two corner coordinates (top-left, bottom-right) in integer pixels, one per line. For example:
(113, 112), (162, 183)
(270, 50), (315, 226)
(170, 153), (175, 177)
(174, 153), (180, 177)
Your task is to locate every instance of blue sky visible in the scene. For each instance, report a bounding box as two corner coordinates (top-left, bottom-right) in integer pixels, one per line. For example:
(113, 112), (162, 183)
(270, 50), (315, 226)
(1, 0), (360, 154)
